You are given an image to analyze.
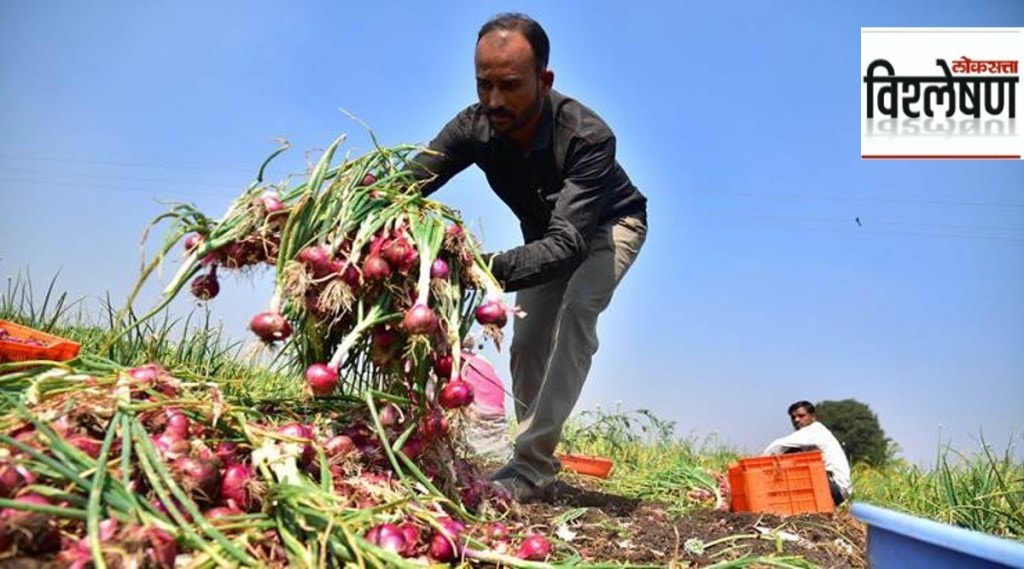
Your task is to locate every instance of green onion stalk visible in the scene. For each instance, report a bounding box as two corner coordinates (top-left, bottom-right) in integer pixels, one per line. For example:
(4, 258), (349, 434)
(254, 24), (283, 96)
(0, 134), (583, 565)
(0, 346), (612, 567)
(104, 132), (508, 401)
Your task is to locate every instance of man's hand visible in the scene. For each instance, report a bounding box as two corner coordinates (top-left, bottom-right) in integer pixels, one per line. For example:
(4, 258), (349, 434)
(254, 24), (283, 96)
(466, 257), (493, 291)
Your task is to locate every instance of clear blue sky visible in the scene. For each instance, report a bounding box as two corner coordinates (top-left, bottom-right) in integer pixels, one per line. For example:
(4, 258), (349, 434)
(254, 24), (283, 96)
(2, 1), (1022, 466)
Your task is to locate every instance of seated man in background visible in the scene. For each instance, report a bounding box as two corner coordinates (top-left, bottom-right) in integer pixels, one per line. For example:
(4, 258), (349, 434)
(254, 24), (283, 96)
(763, 400), (852, 506)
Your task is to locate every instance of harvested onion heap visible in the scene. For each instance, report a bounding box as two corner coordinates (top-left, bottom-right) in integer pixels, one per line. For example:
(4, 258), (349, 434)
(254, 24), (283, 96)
(0, 136), (567, 567)
(0, 358), (552, 567)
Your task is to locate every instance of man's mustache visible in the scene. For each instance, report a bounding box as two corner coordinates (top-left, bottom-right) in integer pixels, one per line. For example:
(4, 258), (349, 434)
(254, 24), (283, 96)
(488, 109), (514, 120)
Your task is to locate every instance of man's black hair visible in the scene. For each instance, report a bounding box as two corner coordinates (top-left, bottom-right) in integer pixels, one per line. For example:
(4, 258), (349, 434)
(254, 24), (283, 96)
(788, 400), (816, 416)
(477, 12), (550, 72)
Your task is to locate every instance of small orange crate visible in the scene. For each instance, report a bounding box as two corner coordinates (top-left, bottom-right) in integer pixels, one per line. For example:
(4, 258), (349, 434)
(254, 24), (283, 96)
(728, 465), (748, 511)
(733, 450), (826, 470)
(0, 319), (81, 364)
(558, 453), (614, 478)
(728, 450), (834, 515)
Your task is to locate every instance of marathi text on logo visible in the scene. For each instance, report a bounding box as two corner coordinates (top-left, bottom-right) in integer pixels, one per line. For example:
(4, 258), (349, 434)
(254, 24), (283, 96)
(863, 57), (1018, 119)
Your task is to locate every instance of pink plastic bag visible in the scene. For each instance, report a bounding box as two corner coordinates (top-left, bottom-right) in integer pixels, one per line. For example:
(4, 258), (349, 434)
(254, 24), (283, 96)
(460, 352), (505, 414)
(457, 352), (512, 461)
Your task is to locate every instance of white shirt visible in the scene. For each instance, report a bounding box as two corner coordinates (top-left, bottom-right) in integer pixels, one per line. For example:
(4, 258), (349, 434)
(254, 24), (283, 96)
(763, 421), (853, 497)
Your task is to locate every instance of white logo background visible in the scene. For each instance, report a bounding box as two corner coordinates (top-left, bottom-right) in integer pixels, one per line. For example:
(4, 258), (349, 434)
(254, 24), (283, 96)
(861, 27), (1023, 159)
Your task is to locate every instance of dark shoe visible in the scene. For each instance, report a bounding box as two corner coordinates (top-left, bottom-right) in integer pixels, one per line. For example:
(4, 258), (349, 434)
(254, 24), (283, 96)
(543, 479), (574, 502)
(491, 475), (547, 503)
(489, 464), (519, 482)
(490, 467), (547, 504)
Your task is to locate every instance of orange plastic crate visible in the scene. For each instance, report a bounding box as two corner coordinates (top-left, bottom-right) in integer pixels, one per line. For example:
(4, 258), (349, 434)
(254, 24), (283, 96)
(728, 465), (748, 512)
(0, 319), (81, 364)
(558, 453), (614, 478)
(728, 451), (834, 515)
(735, 449), (826, 470)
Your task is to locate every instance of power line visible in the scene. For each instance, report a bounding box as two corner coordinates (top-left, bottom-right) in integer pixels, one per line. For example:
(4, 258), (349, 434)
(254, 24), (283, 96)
(0, 167), (250, 189)
(681, 190), (1024, 209)
(0, 176), (237, 197)
(4, 171), (1022, 243)
(2, 155), (1021, 209)
(689, 219), (1024, 243)
(0, 153), (254, 174)
(5, 178), (1016, 242)
(694, 212), (1024, 235)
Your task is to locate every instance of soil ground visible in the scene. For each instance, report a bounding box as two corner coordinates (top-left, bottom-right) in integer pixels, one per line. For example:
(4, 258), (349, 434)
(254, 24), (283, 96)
(498, 475), (867, 568)
(0, 476), (867, 569)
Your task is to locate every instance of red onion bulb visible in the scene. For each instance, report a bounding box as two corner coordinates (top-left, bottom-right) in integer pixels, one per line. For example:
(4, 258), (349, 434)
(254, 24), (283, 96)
(249, 311), (293, 343)
(305, 363), (338, 397)
(475, 300), (508, 328)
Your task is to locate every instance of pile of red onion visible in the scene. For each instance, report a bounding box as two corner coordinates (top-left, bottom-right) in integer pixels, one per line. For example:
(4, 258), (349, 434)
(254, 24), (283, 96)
(0, 142), (564, 566)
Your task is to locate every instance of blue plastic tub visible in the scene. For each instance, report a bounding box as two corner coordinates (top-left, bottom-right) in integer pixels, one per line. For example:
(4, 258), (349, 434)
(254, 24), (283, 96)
(851, 502), (1024, 568)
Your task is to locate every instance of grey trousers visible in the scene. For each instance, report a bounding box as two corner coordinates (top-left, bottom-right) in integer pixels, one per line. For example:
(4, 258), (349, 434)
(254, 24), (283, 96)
(506, 213), (647, 486)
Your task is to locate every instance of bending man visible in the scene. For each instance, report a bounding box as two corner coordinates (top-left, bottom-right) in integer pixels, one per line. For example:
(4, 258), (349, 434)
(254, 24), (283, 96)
(408, 12), (648, 502)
